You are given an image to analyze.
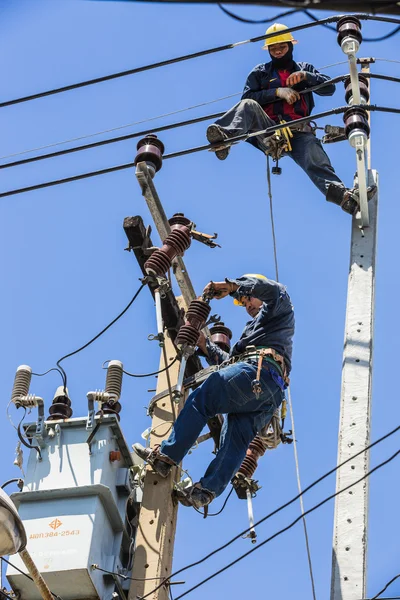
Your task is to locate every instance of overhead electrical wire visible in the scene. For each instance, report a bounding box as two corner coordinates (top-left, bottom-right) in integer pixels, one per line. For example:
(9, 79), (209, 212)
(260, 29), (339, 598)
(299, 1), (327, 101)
(0, 558), (64, 600)
(218, 4), (300, 24)
(1, 102), (398, 199)
(56, 281), (145, 390)
(1, 14), (400, 109)
(302, 9), (400, 42)
(173, 448), (400, 600)
(371, 574), (400, 600)
(137, 424), (400, 599)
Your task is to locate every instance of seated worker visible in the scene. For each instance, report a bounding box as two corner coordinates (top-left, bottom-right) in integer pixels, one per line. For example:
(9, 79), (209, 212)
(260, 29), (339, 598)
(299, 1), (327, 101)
(133, 274), (294, 511)
(206, 23), (375, 216)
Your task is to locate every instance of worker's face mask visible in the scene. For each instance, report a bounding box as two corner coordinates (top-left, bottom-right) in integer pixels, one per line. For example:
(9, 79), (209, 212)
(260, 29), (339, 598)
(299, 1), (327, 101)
(269, 42), (293, 69)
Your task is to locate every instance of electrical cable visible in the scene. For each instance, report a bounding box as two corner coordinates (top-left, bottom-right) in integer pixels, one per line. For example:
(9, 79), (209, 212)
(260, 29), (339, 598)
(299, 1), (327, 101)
(56, 282), (145, 390)
(0, 558), (64, 600)
(0, 72), (345, 171)
(1, 14), (399, 109)
(0, 92), (240, 162)
(173, 448), (400, 600)
(218, 4), (300, 24)
(92, 565), (165, 581)
(31, 367), (64, 382)
(193, 486), (234, 518)
(17, 409), (41, 459)
(371, 574), (400, 600)
(1, 478), (23, 490)
(303, 9), (400, 42)
(0, 590), (14, 600)
(162, 342), (177, 423)
(121, 355), (179, 378)
(137, 424), (400, 599)
(265, 157), (316, 600)
(3, 102), (398, 199)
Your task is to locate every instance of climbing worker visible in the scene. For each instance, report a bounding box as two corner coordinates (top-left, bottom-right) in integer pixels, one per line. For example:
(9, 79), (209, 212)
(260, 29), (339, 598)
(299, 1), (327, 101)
(133, 274), (294, 511)
(206, 22), (375, 216)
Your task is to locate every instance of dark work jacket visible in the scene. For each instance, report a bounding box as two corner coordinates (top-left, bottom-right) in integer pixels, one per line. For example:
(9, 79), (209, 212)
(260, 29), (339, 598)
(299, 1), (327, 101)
(241, 60), (336, 123)
(203, 276), (295, 374)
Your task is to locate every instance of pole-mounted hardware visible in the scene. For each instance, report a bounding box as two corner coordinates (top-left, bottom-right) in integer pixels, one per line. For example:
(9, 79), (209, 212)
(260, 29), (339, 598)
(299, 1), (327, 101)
(209, 322), (233, 354)
(10, 365), (45, 452)
(344, 74), (369, 106)
(337, 16), (370, 227)
(133, 134), (165, 179)
(173, 298), (211, 401)
(86, 360), (124, 428)
(47, 386), (73, 421)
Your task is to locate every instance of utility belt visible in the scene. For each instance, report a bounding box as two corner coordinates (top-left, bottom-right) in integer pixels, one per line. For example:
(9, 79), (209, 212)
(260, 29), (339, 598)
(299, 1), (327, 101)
(229, 345), (290, 388)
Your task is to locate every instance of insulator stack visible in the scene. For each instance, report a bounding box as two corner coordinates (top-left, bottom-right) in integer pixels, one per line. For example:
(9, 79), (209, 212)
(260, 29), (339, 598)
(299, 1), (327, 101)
(336, 16), (362, 48)
(105, 360), (123, 400)
(47, 386), (73, 421)
(144, 213), (192, 277)
(344, 74), (370, 104)
(237, 435), (267, 479)
(210, 322), (233, 353)
(133, 134), (165, 177)
(175, 299), (211, 348)
(100, 360), (123, 419)
(11, 366), (32, 405)
(343, 107), (370, 141)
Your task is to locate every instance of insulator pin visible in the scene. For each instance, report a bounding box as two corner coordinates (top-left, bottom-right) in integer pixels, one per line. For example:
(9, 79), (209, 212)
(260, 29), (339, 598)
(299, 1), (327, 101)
(134, 134), (165, 177)
(175, 299), (211, 348)
(237, 435), (267, 479)
(11, 366), (32, 405)
(336, 16), (362, 48)
(144, 213), (192, 277)
(343, 107), (370, 140)
(210, 322), (233, 353)
(47, 386), (73, 421)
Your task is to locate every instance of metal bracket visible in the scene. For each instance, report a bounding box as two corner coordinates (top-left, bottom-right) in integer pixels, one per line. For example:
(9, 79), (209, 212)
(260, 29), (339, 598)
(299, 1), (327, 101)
(191, 230), (221, 249)
(322, 125), (347, 144)
(34, 403), (46, 449)
(86, 396), (95, 430)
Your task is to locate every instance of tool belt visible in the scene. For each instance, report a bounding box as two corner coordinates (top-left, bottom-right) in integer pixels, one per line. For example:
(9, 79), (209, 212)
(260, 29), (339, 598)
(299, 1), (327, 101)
(230, 346), (290, 387)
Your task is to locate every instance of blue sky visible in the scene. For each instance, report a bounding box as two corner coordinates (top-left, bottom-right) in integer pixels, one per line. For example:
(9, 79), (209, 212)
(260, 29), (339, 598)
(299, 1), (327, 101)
(1, 1), (400, 598)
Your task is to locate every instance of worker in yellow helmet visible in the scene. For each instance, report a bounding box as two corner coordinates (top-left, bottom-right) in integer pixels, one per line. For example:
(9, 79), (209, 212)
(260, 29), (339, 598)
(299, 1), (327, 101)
(206, 23), (376, 216)
(133, 275), (294, 511)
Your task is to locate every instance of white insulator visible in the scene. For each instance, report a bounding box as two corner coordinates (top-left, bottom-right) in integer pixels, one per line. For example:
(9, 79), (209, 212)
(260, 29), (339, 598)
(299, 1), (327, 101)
(11, 366), (32, 404)
(105, 360), (123, 401)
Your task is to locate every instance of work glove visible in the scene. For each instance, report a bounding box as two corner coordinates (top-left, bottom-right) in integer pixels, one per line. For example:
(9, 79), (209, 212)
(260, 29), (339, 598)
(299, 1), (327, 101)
(286, 71), (308, 87)
(202, 280), (238, 300)
(276, 87), (300, 105)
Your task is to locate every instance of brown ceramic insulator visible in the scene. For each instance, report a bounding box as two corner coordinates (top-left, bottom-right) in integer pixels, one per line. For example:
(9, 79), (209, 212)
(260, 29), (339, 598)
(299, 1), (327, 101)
(134, 134), (165, 173)
(344, 74), (370, 104)
(97, 401), (122, 421)
(210, 322), (233, 353)
(175, 299), (211, 348)
(47, 397), (73, 421)
(169, 213), (192, 229)
(343, 107), (370, 139)
(144, 223), (192, 277)
(238, 435), (267, 479)
(336, 16), (362, 46)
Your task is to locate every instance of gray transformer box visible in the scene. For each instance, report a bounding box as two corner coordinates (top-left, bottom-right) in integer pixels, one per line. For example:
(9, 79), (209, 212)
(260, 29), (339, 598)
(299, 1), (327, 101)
(6, 414), (138, 600)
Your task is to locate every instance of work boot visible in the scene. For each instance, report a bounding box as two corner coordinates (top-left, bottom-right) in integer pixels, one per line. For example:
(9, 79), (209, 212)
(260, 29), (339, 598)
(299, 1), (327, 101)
(326, 183), (377, 216)
(206, 124), (231, 160)
(174, 483), (215, 509)
(132, 443), (174, 478)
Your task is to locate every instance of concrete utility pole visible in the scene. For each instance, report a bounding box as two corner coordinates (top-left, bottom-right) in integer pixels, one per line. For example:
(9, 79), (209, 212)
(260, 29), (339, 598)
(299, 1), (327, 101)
(128, 330), (185, 600)
(330, 59), (378, 600)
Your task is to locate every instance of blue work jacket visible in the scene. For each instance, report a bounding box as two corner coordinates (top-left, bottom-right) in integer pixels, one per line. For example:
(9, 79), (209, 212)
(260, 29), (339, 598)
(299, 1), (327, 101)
(204, 276), (295, 374)
(241, 60), (336, 122)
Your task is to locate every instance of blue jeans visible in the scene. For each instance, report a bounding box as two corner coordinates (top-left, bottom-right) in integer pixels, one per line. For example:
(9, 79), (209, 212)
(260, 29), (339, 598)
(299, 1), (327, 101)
(160, 361), (284, 497)
(215, 99), (345, 197)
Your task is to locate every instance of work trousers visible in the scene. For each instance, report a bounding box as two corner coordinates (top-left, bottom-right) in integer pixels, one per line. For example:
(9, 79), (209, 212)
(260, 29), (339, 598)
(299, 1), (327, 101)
(160, 361), (284, 498)
(215, 99), (345, 197)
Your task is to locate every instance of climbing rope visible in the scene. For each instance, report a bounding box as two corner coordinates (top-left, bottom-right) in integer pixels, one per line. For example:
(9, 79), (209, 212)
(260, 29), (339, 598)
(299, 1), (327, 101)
(266, 157), (317, 600)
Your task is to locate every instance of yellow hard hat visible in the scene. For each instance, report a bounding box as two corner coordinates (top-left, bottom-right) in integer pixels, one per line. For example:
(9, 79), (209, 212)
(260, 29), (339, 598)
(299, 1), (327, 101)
(233, 274), (267, 306)
(262, 23), (298, 50)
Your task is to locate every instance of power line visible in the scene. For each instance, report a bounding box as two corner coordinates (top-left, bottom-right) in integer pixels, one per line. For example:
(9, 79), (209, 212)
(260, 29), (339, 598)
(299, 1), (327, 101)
(0, 71), (346, 171)
(371, 575), (400, 600)
(218, 4), (300, 24)
(138, 424), (400, 600)
(56, 282), (145, 390)
(0, 558), (63, 600)
(303, 9), (400, 42)
(173, 447), (400, 600)
(122, 355), (179, 378)
(1, 14), (399, 109)
(2, 102), (398, 199)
